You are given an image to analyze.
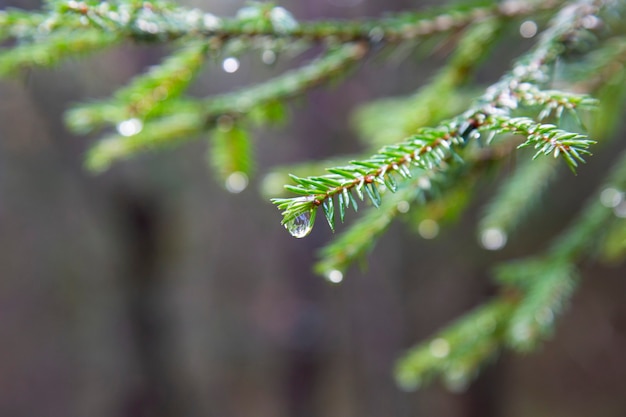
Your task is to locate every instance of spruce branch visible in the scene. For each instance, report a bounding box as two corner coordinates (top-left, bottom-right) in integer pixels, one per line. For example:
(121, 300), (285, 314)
(355, 17), (503, 148)
(2, 0), (624, 397)
(496, 260), (578, 351)
(273, 101), (596, 236)
(313, 142), (518, 276)
(273, 0), (601, 237)
(550, 148), (626, 261)
(314, 173), (431, 276)
(51, 0), (561, 46)
(488, 115), (595, 171)
(0, 28), (118, 76)
(68, 40), (209, 133)
(84, 43), (367, 171)
(208, 125), (254, 186)
(0, 9), (48, 43)
(396, 299), (515, 392)
(487, 149), (626, 353)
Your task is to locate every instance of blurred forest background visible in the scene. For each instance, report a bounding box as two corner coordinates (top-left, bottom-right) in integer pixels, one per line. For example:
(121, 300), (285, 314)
(2, 0), (626, 416)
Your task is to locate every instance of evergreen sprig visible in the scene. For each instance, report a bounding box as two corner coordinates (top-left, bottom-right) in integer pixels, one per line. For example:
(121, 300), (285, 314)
(48, 0), (560, 45)
(396, 299), (515, 391)
(272, 96), (596, 236)
(2, 0), (626, 396)
(83, 43), (367, 171)
(272, 0), (600, 236)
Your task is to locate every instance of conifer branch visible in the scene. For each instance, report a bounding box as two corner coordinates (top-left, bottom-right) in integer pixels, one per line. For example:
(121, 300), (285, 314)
(355, 17), (503, 148)
(396, 299), (515, 391)
(2, 0), (624, 397)
(489, 115), (595, 170)
(314, 175), (428, 276)
(273, 103), (596, 235)
(0, 29), (118, 75)
(550, 148), (626, 261)
(68, 40), (209, 133)
(273, 0), (600, 236)
(496, 260), (578, 351)
(314, 144), (515, 276)
(49, 0), (561, 45)
(84, 43), (367, 171)
(489, 149), (626, 352)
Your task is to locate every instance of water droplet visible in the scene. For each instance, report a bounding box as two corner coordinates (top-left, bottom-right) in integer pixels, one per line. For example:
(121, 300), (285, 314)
(614, 201), (626, 218)
(269, 6), (298, 33)
(519, 20), (537, 38)
(498, 92), (518, 109)
(285, 210), (315, 238)
(116, 118), (143, 136)
(396, 372), (421, 392)
(480, 228), (507, 251)
(225, 172), (248, 193)
(582, 15), (600, 29)
(368, 27), (384, 42)
(418, 177), (431, 190)
(237, 5), (263, 20)
(535, 308), (554, 326)
(418, 219), (439, 239)
(600, 187), (623, 208)
(325, 269), (343, 284)
(203, 13), (221, 30)
(396, 200), (410, 214)
(444, 368), (470, 393)
(185, 8), (204, 26)
(429, 338), (450, 358)
(261, 49), (277, 65)
(136, 18), (159, 34)
(511, 322), (532, 342)
(222, 57), (240, 73)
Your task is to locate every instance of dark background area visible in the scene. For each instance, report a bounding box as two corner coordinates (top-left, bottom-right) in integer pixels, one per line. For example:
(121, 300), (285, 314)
(1, 1), (626, 416)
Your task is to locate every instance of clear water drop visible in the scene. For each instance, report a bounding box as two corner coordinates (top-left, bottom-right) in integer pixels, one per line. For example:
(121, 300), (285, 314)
(418, 176), (431, 190)
(136, 18), (159, 34)
(535, 308), (554, 326)
(261, 49), (277, 65)
(222, 57), (240, 73)
(429, 338), (450, 358)
(325, 269), (343, 284)
(396, 200), (410, 214)
(368, 27), (384, 42)
(396, 372), (421, 392)
(480, 227), (507, 250)
(614, 201), (626, 218)
(116, 118), (143, 136)
(600, 187), (623, 208)
(203, 13), (221, 30)
(225, 172), (248, 193)
(269, 6), (298, 33)
(519, 20), (537, 38)
(236, 5), (262, 20)
(285, 210), (315, 238)
(582, 15), (600, 29)
(418, 219), (439, 239)
(511, 322), (532, 342)
(444, 368), (470, 393)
